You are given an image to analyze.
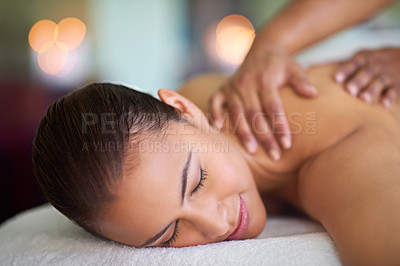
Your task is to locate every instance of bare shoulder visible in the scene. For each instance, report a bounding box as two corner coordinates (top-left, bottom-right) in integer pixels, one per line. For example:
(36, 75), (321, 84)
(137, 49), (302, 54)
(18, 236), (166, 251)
(298, 124), (400, 264)
(178, 73), (229, 113)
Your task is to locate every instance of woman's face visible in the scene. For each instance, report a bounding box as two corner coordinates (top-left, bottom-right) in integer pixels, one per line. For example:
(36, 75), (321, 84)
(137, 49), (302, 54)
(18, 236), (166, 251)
(99, 90), (267, 247)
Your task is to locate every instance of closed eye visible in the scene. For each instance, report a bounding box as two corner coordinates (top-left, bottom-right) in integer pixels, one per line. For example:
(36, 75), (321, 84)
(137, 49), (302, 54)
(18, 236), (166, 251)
(191, 167), (207, 195)
(162, 221), (179, 247)
(163, 167), (207, 247)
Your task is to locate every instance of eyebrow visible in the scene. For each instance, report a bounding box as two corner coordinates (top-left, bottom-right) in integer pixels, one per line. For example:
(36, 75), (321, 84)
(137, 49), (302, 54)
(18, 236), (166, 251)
(139, 150), (192, 247)
(181, 151), (192, 205)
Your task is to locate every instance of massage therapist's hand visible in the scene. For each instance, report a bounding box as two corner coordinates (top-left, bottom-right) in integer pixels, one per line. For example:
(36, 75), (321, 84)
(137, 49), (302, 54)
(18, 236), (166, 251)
(335, 48), (400, 108)
(209, 43), (318, 161)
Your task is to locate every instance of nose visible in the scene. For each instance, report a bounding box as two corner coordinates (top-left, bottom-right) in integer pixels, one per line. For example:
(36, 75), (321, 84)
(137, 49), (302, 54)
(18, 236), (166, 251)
(187, 199), (230, 239)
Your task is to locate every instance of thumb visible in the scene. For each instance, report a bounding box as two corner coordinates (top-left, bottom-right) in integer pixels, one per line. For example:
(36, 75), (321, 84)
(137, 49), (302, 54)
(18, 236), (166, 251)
(209, 90), (226, 129)
(290, 69), (318, 97)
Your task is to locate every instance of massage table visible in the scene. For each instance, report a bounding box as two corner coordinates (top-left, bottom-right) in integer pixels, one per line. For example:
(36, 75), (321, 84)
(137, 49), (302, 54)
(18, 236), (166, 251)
(0, 204), (339, 265)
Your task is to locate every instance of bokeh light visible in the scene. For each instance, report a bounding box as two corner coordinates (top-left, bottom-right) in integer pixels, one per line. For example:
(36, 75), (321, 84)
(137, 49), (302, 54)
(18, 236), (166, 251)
(56, 17), (86, 50)
(28, 17), (86, 76)
(28, 19), (56, 53)
(37, 42), (69, 75)
(215, 14), (255, 65)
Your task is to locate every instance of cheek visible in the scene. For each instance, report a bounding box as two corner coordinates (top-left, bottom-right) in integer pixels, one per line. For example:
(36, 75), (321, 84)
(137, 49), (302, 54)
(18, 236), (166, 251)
(210, 153), (246, 192)
(210, 152), (266, 238)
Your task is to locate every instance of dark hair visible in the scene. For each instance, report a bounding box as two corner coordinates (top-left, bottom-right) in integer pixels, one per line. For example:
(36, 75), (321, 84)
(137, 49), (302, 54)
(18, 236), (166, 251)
(32, 83), (183, 236)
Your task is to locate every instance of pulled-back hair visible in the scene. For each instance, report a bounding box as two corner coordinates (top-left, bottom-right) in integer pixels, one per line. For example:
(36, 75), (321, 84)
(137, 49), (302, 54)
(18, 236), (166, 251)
(32, 83), (183, 236)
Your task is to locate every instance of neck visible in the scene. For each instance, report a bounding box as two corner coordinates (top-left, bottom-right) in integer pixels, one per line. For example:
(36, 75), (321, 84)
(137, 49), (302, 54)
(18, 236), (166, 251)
(219, 129), (294, 190)
(219, 129), (304, 213)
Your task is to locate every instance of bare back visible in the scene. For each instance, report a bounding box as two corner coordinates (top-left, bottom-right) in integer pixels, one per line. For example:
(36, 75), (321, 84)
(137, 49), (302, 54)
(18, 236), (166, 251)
(179, 63), (400, 185)
(179, 63), (400, 263)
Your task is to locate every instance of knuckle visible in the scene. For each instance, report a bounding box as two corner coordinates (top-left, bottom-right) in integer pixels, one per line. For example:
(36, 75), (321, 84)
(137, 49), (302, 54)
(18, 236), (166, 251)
(367, 85), (379, 95)
(238, 131), (253, 142)
(256, 72), (268, 86)
(349, 78), (361, 87)
(246, 108), (261, 120)
(230, 104), (244, 118)
(379, 74), (392, 86)
(233, 73), (251, 92)
(344, 61), (358, 73)
(370, 80), (384, 93)
(259, 135), (277, 149)
(257, 130), (274, 142)
(265, 100), (281, 115)
(363, 64), (376, 76)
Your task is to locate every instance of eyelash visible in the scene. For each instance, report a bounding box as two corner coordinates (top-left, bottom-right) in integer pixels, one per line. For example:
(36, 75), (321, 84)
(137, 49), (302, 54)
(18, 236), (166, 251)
(191, 167), (207, 195)
(163, 220), (179, 247)
(163, 167), (207, 247)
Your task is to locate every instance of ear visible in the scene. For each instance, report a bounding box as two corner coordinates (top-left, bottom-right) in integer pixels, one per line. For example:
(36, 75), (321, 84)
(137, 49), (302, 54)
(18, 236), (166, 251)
(158, 89), (210, 130)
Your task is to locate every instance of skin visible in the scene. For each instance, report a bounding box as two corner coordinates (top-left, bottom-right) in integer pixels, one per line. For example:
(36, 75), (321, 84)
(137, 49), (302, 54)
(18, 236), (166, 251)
(335, 48), (400, 107)
(100, 122), (267, 248)
(101, 63), (400, 264)
(210, 0), (396, 159)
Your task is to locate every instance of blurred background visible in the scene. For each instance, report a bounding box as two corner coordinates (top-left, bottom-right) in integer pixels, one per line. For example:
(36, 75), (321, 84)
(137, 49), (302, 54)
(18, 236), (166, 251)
(1, 0), (399, 223)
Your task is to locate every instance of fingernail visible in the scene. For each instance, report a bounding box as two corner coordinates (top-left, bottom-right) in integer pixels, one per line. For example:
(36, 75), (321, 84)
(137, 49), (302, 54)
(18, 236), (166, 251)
(360, 93), (371, 104)
(215, 119), (223, 130)
(246, 138), (258, 154)
(348, 84), (357, 96)
(382, 99), (391, 109)
(336, 73), (345, 83)
(269, 148), (281, 161)
(307, 85), (318, 95)
(281, 136), (292, 149)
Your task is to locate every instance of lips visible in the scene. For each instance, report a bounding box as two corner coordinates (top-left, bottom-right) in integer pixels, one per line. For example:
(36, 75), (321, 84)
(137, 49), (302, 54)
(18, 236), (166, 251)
(226, 195), (249, 241)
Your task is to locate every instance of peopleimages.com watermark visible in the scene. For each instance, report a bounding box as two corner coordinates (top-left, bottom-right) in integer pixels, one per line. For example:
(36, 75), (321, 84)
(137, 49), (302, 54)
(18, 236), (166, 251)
(81, 140), (230, 153)
(80, 111), (318, 136)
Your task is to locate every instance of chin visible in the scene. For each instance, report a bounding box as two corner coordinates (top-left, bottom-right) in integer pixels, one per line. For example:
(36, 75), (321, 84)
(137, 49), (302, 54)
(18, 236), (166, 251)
(244, 190), (267, 240)
(248, 207), (267, 239)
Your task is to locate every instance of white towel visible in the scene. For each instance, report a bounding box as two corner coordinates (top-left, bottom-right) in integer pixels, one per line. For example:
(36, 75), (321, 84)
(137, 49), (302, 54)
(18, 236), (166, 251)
(0, 204), (340, 265)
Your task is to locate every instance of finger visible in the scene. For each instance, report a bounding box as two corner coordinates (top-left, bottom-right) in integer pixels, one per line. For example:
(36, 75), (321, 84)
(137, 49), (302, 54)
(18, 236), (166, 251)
(335, 60), (359, 83)
(253, 111), (282, 161)
(260, 86), (291, 156)
(234, 72), (281, 154)
(240, 88), (271, 155)
(290, 64), (318, 97)
(226, 92), (258, 154)
(381, 87), (398, 109)
(359, 75), (389, 104)
(346, 66), (375, 96)
(209, 90), (226, 129)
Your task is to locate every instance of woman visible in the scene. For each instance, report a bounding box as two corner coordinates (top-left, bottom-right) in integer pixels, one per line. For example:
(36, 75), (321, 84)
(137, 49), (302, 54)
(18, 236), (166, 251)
(32, 62), (400, 264)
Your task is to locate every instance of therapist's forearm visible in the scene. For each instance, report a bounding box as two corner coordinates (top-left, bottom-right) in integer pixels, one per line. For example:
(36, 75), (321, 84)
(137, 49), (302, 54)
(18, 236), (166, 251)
(255, 0), (394, 54)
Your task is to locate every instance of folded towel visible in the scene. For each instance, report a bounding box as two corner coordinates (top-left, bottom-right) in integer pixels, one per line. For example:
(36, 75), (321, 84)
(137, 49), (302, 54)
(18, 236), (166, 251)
(0, 204), (340, 265)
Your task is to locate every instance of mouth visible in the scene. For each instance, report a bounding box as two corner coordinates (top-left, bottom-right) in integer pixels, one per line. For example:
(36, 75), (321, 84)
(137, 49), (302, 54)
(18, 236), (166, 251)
(225, 194), (249, 241)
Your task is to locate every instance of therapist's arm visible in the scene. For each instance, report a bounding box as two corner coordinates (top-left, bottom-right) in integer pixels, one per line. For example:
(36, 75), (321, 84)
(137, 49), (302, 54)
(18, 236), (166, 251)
(256, 0), (394, 54)
(210, 0), (394, 160)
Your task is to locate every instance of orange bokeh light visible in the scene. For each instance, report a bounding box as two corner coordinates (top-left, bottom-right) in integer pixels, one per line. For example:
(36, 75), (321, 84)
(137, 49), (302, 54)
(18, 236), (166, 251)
(56, 17), (86, 50)
(28, 20), (57, 53)
(38, 42), (69, 75)
(28, 17), (86, 75)
(215, 14), (255, 65)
